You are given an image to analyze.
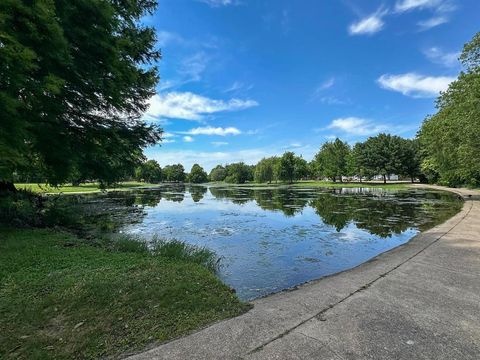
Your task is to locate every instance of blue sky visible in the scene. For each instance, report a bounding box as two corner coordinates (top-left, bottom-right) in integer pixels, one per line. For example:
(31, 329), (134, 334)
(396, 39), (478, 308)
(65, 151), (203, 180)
(143, 0), (479, 171)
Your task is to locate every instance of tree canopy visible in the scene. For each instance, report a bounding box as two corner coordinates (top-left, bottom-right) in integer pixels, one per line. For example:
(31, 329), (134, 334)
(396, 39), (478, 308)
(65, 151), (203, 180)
(135, 160), (162, 183)
(419, 32), (480, 187)
(313, 138), (350, 182)
(188, 164), (208, 184)
(0, 0), (162, 189)
(163, 164), (186, 183)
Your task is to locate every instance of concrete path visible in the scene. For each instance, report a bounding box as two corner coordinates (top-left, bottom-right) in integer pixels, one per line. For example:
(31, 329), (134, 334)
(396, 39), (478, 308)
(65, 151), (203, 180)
(128, 186), (480, 360)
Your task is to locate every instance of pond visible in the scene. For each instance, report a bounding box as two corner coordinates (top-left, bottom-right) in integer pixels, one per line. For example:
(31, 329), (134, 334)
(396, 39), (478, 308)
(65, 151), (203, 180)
(75, 185), (462, 300)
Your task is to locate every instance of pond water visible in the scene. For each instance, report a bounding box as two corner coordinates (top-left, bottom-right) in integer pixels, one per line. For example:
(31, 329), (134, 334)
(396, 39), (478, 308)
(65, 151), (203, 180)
(75, 185), (462, 300)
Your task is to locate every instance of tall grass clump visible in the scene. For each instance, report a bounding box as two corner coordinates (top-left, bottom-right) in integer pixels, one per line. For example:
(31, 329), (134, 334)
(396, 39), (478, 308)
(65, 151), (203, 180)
(111, 234), (220, 272)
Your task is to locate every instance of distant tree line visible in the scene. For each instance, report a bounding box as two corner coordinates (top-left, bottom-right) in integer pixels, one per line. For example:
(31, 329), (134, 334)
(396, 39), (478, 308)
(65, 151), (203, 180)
(204, 134), (420, 185)
(130, 132), (420, 185)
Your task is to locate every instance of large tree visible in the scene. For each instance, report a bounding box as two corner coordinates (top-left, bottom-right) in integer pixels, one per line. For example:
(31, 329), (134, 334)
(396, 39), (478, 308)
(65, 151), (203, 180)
(360, 133), (405, 184)
(254, 157), (276, 183)
(313, 138), (350, 182)
(279, 152), (296, 183)
(163, 164), (185, 183)
(188, 164), (208, 184)
(209, 165), (227, 182)
(135, 160), (162, 183)
(225, 162), (253, 184)
(418, 32), (480, 187)
(0, 0), (162, 190)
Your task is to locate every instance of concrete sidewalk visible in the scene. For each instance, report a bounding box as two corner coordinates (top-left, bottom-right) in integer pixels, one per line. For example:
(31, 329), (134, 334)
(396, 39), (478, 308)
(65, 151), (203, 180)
(128, 186), (480, 360)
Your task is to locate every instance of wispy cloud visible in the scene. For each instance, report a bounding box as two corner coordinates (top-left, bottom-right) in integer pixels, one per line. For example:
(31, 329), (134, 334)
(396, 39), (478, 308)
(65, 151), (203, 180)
(327, 117), (387, 136)
(197, 0), (240, 7)
(183, 136), (194, 143)
(223, 81), (254, 94)
(394, 0), (457, 30)
(309, 77), (350, 105)
(423, 47), (460, 67)
(145, 92), (258, 121)
(349, 8), (387, 35)
(156, 31), (186, 47)
(211, 141), (229, 147)
(377, 73), (455, 97)
(183, 126), (242, 136)
(395, 0), (442, 12)
(312, 77), (335, 94)
(417, 16), (449, 30)
(180, 52), (209, 82)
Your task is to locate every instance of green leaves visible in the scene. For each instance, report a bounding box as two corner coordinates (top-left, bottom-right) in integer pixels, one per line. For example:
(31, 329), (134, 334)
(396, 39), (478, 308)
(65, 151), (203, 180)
(419, 32), (480, 187)
(0, 0), (162, 185)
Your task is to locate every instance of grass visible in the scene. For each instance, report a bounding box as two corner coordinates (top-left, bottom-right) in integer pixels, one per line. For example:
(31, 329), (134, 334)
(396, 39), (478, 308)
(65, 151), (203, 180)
(15, 181), (159, 194)
(0, 228), (250, 359)
(210, 180), (411, 190)
(290, 180), (410, 190)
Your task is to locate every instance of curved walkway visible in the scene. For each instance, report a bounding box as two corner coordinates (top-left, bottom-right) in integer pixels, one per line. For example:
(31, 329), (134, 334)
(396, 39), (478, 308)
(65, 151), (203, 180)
(128, 185), (480, 360)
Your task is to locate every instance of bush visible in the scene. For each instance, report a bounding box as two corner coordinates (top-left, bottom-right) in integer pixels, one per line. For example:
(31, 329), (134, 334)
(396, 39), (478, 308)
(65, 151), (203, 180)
(0, 190), (80, 228)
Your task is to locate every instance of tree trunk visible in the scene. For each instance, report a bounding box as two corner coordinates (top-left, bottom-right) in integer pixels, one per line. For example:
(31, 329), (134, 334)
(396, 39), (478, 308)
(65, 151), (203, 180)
(0, 181), (17, 194)
(383, 174), (387, 184)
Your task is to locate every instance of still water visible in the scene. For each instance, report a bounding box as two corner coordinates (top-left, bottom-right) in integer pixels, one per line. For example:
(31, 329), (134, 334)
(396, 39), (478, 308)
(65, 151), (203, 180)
(79, 185), (461, 300)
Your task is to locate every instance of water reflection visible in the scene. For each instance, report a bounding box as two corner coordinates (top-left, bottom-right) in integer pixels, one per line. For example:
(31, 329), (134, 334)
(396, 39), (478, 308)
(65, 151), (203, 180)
(73, 185), (461, 299)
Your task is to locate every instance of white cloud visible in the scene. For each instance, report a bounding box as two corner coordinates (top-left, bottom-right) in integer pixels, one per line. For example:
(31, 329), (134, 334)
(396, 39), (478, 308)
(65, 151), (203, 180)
(211, 141), (229, 147)
(377, 73), (455, 97)
(395, 0), (441, 12)
(417, 16), (449, 30)
(349, 10), (386, 35)
(327, 117), (387, 136)
(183, 126), (242, 136)
(145, 92), (258, 121)
(183, 136), (194, 143)
(423, 47), (460, 67)
(162, 139), (176, 144)
(163, 132), (177, 138)
(198, 0), (240, 7)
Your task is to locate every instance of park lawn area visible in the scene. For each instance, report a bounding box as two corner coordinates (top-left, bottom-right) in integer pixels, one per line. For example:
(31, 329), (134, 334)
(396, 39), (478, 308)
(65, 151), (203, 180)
(290, 180), (410, 190)
(0, 228), (250, 359)
(210, 180), (410, 190)
(15, 181), (158, 194)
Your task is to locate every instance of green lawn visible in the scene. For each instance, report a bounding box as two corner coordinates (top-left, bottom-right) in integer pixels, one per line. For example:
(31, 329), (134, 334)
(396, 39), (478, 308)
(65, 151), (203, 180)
(15, 181), (159, 194)
(290, 180), (410, 190)
(0, 228), (250, 359)
(209, 180), (411, 190)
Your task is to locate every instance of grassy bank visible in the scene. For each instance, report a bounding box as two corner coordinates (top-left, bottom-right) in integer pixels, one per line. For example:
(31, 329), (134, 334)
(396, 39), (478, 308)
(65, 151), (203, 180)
(290, 180), (410, 190)
(0, 228), (250, 359)
(209, 180), (411, 190)
(15, 181), (159, 194)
